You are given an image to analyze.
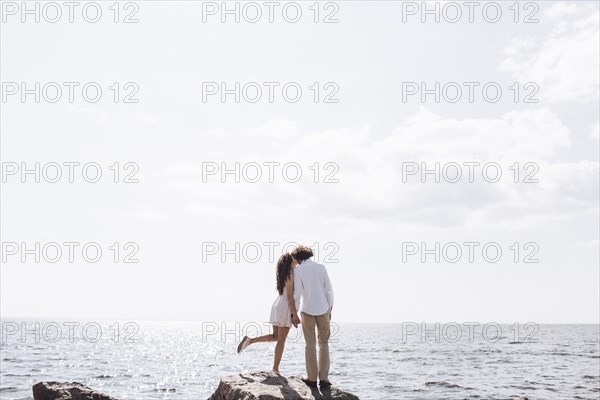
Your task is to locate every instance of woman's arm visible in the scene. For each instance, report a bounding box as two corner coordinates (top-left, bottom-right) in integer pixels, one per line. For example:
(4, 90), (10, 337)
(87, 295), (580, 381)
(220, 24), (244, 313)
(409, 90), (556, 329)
(285, 274), (299, 326)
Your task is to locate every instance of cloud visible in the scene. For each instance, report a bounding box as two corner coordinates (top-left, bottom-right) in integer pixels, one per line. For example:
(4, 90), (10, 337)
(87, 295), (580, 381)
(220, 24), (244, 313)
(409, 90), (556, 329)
(161, 107), (597, 230)
(135, 111), (158, 124)
(500, 3), (599, 103)
(545, 2), (585, 18)
(372, 106), (570, 161)
(66, 104), (110, 123)
(133, 210), (171, 222)
(102, 203), (172, 223)
(241, 119), (299, 138)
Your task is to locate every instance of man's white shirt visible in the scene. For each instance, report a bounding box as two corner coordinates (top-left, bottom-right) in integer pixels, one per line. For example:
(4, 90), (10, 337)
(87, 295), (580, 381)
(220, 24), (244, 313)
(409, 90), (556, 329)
(293, 259), (334, 316)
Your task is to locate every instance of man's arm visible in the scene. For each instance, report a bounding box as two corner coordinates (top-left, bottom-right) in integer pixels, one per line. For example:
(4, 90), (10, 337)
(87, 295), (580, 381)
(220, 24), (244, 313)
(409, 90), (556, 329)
(291, 268), (302, 326)
(323, 266), (334, 313)
(293, 268), (302, 305)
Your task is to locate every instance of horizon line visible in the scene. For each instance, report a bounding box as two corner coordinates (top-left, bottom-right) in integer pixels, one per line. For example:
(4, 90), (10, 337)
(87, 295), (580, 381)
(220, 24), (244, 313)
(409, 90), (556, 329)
(1, 317), (599, 325)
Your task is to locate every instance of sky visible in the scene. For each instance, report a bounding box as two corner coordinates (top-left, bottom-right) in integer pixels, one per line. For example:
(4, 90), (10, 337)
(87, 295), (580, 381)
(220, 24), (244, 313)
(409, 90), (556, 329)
(1, 1), (598, 324)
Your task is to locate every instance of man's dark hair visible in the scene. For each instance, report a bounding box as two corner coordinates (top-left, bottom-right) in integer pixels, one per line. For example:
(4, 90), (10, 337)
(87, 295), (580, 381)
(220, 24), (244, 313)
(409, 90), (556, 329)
(291, 245), (314, 262)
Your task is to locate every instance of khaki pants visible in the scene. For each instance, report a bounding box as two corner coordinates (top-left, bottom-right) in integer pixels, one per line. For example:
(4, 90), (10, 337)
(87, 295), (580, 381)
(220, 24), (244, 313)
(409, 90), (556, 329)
(301, 311), (331, 381)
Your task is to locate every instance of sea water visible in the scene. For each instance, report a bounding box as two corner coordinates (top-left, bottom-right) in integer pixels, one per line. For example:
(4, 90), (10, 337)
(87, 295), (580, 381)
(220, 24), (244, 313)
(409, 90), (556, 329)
(1, 321), (598, 400)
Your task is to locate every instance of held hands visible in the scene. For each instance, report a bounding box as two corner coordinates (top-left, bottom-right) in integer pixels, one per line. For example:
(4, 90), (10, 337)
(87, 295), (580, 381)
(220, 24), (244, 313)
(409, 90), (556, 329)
(292, 313), (301, 327)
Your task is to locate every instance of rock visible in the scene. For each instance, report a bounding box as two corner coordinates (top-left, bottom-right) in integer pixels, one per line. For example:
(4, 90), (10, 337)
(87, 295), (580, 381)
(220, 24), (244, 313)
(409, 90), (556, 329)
(32, 381), (118, 400)
(208, 371), (360, 400)
(32, 372), (359, 400)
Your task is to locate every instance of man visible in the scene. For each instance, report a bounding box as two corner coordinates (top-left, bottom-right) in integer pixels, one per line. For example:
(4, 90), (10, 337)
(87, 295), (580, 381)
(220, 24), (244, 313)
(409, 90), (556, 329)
(291, 245), (334, 389)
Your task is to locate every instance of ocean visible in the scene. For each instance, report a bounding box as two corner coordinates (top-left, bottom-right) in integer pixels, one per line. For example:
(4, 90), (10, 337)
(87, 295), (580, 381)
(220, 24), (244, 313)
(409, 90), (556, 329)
(0, 321), (598, 400)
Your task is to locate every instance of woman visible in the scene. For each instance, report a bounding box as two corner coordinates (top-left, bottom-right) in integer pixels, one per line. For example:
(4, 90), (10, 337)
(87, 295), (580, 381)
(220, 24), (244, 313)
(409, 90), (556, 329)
(236, 253), (299, 374)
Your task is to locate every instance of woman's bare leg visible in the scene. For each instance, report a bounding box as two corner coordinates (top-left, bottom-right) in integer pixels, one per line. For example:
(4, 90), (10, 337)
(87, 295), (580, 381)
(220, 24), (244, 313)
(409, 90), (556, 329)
(249, 326), (278, 345)
(272, 326), (290, 372)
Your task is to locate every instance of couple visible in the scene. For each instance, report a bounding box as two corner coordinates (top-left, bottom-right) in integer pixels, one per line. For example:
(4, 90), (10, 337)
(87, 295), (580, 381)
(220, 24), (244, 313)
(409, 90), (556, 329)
(237, 245), (334, 389)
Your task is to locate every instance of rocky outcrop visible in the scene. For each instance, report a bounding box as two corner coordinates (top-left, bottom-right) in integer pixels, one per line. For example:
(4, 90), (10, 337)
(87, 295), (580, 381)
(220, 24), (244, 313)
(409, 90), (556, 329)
(32, 373), (358, 400)
(32, 382), (118, 400)
(30, 377), (528, 400)
(208, 371), (360, 400)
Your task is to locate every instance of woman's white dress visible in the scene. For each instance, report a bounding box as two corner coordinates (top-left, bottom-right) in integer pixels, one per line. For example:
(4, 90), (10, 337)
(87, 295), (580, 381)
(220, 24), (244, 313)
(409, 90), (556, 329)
(269, 286), (292, 327)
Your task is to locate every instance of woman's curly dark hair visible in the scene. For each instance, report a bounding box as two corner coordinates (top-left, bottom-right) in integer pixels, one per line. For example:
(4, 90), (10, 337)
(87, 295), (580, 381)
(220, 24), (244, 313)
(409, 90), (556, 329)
(276, 253), (293, 295)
